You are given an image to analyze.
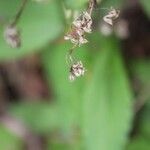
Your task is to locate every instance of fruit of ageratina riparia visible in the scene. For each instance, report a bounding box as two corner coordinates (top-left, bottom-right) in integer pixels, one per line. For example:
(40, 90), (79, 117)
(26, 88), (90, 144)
(4, 25), (21, 48)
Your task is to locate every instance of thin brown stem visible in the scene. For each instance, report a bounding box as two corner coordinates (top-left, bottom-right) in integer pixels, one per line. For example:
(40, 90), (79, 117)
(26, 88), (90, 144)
(67, 44), (77, 65)
(11, 0), (28, 26)
(88, 0), (97, 16)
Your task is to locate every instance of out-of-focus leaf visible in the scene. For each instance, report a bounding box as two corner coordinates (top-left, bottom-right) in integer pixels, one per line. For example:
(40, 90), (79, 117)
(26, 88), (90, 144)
(127, 136), (150, 150)
(100, 0), (124, 8)
(42, 42), (89, 131)
(140, 0), (150, 17)
(131, 60), (150, 84)
(63, 0), (87, 10)
(48, 133), (81, 150)
(131, 60), (150, 138)
(10, 102), (60, 133)
(139, 101), (150, 138)
(0, 125), (23, 150)
(0, 0), (64, 60)
(82, 35), (133, 150)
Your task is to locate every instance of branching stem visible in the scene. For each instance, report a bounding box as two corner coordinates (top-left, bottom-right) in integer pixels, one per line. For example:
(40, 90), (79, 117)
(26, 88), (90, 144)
(11, 0), (28, 26)
(88, 0), (97, 16)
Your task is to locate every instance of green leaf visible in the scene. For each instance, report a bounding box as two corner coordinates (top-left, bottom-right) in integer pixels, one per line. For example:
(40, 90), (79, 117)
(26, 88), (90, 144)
(63, 0), (87, 10)
(82, 36), (133, 150)
(10, 102), (60, 133)
(0, 0), (64, 60)
(140, 0), (150, 17)
(42, 42), (89, 130)
(127, 136), (150, 150)
(0, 125), (23, 150)
(131, 59), (150, 84)
(139, 101), (150, 138)
(100, 0), (124, 8)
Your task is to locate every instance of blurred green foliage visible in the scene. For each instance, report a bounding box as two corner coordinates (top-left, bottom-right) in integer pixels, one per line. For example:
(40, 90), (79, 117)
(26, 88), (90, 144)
(0, 0), (149, 150)
(0, 125), (23, 150)
(0, 0), (64, 59)
(140, 0), (150, 17)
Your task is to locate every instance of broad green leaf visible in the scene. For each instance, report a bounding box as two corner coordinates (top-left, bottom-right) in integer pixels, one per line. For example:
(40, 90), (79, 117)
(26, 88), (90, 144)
(63, 0), (87, 10)
(10, 102), (60, 133)
(82, 36), (133, 150)
(0, 125), (23, 150)
(47, 132), (81, 150)
(131, 59), (150, 84)
(127, 136), (150, 150)
(131, 60), (150, 138)
(100, 0), (124, 8)
(42, 42), (89, 130)
(0, 0), (64, 60)
(139, 101), (150, 138)
(140, 0), (150, 17)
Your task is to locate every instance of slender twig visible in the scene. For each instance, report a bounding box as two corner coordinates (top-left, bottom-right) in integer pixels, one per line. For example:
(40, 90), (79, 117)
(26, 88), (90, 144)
(67, 0), (97, 61)
(66, 44), (77, 65)
(88, 0), (97, 16)
(11, 0), (28, 26)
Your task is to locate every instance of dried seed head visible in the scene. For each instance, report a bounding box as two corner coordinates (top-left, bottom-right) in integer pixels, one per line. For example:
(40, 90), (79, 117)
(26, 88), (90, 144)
(103, 7), (120, 26)
(64, 27), (87, 46)
(69, 61), (85, 81)
(64, 11), (92, 46)
(73, 11), (92, 33)
(4, 25), (21, 48)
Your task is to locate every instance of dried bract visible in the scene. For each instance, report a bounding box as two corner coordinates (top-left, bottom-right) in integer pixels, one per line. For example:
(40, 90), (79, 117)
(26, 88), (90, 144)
(69, 61), (85, 81)
(64, 28), (88, 46)
(4, 25), (21, 48)
(103, 7), (120, 26)
(73, 11), (92, 33)
(64, 11), (92, 46)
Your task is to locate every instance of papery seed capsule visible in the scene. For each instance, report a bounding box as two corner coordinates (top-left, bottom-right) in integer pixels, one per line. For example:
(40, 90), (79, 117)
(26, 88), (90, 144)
(4, 25), (21, 48)
(103, 7), (120, 26)
(69, 61), (85, 81)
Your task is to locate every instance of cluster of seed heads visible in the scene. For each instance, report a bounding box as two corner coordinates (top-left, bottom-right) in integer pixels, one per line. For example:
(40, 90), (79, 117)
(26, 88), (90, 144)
(64, 11), (93, 81)
(1, 0), (120, 82)
(65, 5), (120, 82)
(64, 11), (92, 46)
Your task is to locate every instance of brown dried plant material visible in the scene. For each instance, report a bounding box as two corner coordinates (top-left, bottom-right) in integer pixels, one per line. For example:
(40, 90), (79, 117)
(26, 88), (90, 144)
(103, 7), (120, 26)
(69, 61), (85, 81)
(4, 25), (21, 48)
(64, 11), (92, 46)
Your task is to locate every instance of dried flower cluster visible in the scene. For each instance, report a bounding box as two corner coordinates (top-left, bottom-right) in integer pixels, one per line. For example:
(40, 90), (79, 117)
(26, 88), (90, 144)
(64, 11), (92, 46)
(64, 11), (93, 81)
(3, 0), (27, 48)
(103, 7), (120, 26)
(4, 25), (21, 48)
(69, 61), (85, 81)
(64, 3), (120, 82)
